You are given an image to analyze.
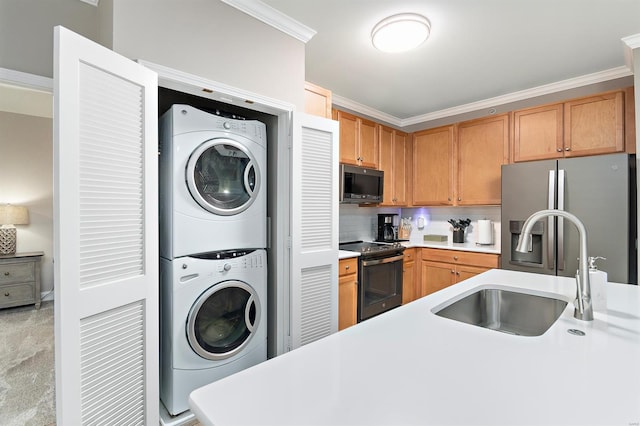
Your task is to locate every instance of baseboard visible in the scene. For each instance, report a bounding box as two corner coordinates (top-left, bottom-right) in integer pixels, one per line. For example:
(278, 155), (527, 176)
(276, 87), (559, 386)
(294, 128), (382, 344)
(159, 400), (198, 426)
(41, 291), (54, 302)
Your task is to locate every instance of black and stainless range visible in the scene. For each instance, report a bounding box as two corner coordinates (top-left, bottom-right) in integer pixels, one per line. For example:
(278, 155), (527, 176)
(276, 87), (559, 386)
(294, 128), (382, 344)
(339, 241), (405, 322)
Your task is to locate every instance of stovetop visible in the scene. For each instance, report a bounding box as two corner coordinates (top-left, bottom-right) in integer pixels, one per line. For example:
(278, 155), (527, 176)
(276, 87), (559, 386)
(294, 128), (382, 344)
(339, 241), (405, 256)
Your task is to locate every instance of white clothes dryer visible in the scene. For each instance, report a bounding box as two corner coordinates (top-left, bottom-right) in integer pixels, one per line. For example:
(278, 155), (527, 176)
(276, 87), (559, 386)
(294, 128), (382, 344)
(160, 249), (267, 416)
(159, 104), (267, 259)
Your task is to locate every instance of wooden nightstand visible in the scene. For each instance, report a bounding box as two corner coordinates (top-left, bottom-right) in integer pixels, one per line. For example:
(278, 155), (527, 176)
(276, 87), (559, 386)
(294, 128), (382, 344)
(0, 251), (44, 310)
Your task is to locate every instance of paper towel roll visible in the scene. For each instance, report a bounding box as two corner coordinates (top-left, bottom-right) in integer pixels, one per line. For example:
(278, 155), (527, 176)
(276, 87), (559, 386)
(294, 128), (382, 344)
(477, 220), (493, 245)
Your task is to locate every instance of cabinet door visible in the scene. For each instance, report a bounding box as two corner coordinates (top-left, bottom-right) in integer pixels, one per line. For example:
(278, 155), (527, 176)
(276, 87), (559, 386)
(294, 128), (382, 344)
(457, 114), (509, 205)
(564, 91), (624, 157)
(420, 260), (455, 297)
(338, 273), (358, 330)
(337, 110), (359, 165)
(413, 126), (455, 205)
(304, 81), (332, 119)
(402, 248), (416, 304)
(359, 118), (378, 168)
(378, 125), (394, 205)
(513, 103), (563, 162)
(392, 131), (408, 205)
(455, 265), (490, 283)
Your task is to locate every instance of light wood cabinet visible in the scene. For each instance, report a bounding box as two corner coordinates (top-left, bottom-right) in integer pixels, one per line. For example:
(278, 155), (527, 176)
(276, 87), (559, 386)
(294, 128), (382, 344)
(512, 90), (625, 162)
(412, 125), (455, 205)
(419, 248), (499, 297)
(402, 248), (417, 304)
(335, 110), (379, 168)
(338, 257), (358, 330)
(379, 125), (409, 206)
(304, 81), (332, 119)
(412, 115), (507, 206)
(457, 114), (509, 205)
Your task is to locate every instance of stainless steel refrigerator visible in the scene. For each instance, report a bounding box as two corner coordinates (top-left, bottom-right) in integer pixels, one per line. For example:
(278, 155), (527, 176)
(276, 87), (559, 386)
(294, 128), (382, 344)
(501, 153), (637, 284)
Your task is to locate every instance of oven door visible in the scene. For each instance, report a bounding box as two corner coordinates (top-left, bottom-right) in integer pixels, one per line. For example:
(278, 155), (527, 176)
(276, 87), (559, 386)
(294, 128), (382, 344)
(358, 253), (403, 321)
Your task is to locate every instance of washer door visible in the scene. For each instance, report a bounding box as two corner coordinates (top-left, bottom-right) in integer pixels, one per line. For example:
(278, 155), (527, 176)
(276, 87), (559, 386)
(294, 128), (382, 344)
(187, 280), (260, 360)
(186, 138), (260, 216)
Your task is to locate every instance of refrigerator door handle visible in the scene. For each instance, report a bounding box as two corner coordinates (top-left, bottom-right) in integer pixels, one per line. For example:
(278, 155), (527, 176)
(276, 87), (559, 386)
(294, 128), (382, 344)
(547, 170), (556, 269)
(557, 169), (565, 270)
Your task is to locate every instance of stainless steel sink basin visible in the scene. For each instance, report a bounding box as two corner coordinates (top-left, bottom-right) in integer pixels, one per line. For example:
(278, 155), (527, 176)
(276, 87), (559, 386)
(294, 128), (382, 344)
(433, 287), (568, 336)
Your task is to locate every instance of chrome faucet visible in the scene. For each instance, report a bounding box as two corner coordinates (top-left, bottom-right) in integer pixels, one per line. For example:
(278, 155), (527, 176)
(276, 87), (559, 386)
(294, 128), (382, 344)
(516, 209), (593, 321)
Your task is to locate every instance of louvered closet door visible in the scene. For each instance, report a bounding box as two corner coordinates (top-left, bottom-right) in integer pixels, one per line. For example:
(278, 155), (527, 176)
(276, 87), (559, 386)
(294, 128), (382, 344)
(290, 113), (339, 349)
(53, 26), (158, 425)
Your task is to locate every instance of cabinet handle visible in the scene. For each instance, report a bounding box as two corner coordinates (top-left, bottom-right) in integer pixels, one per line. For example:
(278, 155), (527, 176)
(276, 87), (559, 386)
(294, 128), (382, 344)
(450, 270), (455, 274)
(565, 147), (571, 151)
(448, 197), (451, 201)
(4, 292), (9, 297)
(3, 272), (9, 276)
(345, 265), (350, 270)
(457, 197), (461, 201)
(453, 256), (458, 260)
(456, 272), (460, 276)
(557, 148), (563, 152)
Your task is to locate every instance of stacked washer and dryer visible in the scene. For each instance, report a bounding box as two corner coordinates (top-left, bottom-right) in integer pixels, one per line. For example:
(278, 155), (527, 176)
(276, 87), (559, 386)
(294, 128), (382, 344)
(159, 105), (268, 416)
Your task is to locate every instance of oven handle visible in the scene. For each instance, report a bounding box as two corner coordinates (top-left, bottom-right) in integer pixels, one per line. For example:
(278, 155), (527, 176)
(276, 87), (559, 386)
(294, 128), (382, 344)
(361, 254), (404, 266)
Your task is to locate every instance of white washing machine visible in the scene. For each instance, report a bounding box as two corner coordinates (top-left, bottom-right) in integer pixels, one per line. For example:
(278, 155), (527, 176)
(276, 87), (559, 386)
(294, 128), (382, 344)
(160, 249), (268, 416)
(159, 104), (267, 259)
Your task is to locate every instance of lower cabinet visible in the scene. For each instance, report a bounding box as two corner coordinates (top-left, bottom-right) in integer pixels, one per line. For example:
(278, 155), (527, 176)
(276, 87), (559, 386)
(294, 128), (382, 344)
(420, 248), (500, 297)
(338, 257), (358, 330)
(402, 248), (417, 304)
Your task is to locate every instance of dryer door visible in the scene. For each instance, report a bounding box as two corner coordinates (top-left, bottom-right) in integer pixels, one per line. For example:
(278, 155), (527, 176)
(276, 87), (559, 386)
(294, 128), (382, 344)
(186, 138), (260, 216)
(187, 280), (260, 360)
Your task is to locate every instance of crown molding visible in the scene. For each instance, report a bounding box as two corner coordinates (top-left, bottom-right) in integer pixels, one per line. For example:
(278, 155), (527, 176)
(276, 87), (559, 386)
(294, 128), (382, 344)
(220, 0), (316, 43)
(0, 67), (52, 92)
(622, 33), (640, 71)
(334, 66), (633, 129)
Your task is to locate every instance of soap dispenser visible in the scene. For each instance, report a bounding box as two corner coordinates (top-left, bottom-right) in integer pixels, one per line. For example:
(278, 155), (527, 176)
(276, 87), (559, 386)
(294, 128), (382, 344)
(588, 256), (608, 312)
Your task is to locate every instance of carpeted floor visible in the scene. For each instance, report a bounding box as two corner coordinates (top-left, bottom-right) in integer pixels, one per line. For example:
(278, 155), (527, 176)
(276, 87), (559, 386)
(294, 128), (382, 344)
(0, 302), (55, 426)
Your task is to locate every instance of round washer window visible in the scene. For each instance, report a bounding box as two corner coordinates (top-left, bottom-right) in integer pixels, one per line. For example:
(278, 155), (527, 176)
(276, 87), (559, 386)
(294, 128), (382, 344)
(187, 280), (260, 361)
(186, 138), (260, 216)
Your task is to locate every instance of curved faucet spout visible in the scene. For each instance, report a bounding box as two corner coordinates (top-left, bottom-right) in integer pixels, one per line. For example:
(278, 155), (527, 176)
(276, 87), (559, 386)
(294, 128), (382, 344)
(516, 209), (593, 321)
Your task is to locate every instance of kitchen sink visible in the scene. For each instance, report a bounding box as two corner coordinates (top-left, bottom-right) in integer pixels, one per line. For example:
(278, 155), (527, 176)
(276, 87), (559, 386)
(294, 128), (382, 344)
(433, 287), (568, 336)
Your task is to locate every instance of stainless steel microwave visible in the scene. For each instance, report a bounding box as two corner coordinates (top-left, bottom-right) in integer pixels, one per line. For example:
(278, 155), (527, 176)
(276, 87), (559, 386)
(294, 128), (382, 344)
(339, 164), (384, 204)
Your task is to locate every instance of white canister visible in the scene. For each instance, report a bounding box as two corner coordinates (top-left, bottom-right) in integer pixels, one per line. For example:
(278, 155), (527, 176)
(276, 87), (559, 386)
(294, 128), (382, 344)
(589, 257), (608, 312)
(477, 220), (493, 245)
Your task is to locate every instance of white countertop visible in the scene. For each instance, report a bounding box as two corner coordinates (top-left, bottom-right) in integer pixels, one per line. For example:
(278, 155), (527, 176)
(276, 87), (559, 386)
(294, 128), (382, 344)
(189, 269), (640, 425)
(404, 240), (501, 254)
(338, 250), (360, 260)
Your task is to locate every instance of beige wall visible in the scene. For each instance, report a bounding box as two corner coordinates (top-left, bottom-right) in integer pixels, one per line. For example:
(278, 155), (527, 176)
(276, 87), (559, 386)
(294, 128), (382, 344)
(109, 0), (306, 109)
(0, 0), (98, 77)
(0, 111), (54, 295)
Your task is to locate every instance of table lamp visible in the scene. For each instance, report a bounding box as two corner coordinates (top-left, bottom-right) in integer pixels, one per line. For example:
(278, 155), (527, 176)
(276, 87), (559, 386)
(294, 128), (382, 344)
(0, 204), (29, 255)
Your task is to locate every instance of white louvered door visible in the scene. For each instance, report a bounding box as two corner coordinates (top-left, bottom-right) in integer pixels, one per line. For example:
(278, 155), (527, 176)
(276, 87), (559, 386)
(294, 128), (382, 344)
(290, 113), (339, 349)
(53, 26), (158, 425)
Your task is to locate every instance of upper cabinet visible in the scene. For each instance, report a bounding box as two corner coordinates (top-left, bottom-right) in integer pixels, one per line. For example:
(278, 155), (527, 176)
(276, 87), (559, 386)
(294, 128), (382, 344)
(412, 114), (508, 206)
(378, 125), (409, 206)
(512, 90), (625, 162)
(304, 81), (332, 119)
(457, 114), (509, 205)
(334, 109), (379, 168)
(412, 125), (456, 205)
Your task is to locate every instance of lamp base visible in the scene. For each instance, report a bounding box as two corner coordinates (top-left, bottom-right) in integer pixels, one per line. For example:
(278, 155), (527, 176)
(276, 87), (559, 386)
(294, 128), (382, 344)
(0, 227), (17, 255)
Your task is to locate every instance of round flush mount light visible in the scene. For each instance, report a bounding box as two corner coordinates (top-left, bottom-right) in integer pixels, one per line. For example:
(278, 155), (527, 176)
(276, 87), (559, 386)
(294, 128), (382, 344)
(371, 13), (431, 53)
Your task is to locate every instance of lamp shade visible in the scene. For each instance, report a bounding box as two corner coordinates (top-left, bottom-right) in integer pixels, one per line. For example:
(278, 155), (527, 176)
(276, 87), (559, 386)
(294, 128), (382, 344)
(0, 204), (29, 226)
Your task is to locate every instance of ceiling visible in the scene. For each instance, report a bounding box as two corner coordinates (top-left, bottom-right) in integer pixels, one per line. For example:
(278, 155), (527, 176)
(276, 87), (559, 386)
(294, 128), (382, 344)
(261, 0), (640, 127)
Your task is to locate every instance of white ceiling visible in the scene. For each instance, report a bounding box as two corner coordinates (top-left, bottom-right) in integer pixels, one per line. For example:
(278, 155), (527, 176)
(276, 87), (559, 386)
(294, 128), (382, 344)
(261, 0), (640, 126)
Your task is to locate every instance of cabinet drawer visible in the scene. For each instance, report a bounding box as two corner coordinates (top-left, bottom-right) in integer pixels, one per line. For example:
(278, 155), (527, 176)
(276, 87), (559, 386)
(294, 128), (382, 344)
(1, 283), (35, 305)
(339, 258), (358, 277)
(0, 262), (35, 284)
(403, 248), (416, 263)
(421, 248), (499, 268)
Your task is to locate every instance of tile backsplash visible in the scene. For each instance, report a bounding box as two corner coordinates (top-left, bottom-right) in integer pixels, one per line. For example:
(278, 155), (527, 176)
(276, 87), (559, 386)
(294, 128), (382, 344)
(339, 204), (501, 251)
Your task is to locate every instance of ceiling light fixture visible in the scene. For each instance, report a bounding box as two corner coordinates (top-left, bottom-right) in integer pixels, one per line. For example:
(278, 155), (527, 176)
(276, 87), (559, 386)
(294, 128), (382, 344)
(371, 13), (431, 53)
